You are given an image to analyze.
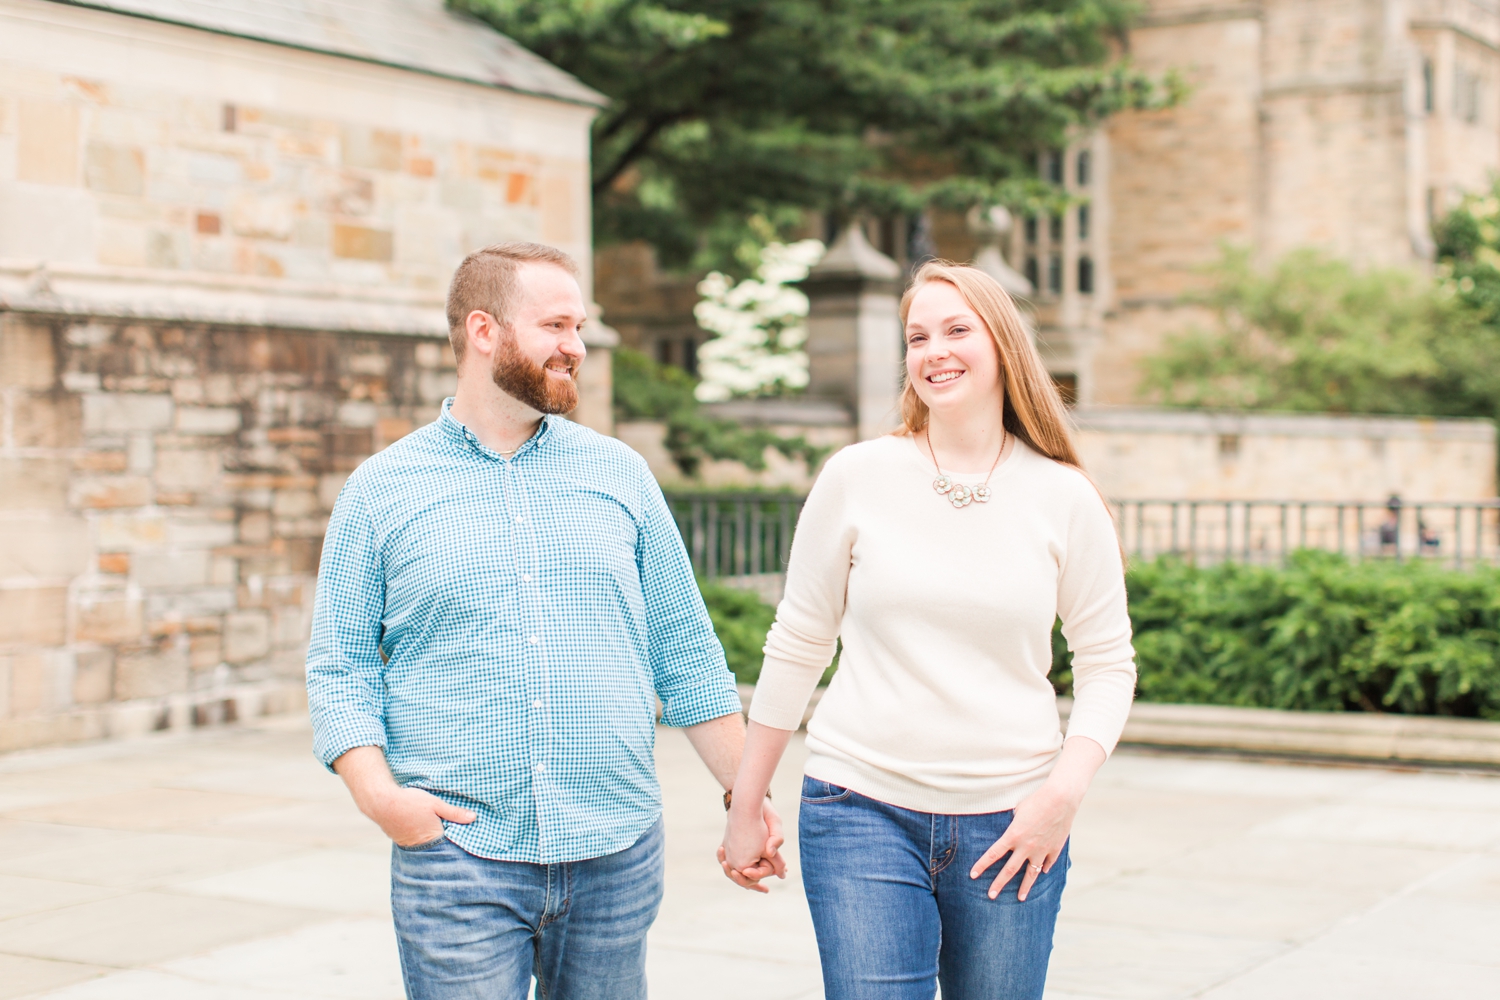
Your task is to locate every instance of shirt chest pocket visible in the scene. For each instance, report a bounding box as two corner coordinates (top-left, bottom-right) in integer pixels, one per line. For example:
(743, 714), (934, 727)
(530, 485), (642, 586)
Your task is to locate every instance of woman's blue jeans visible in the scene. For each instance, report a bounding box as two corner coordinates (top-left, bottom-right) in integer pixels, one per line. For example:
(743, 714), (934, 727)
(798, 777), (1069, 1000)
(389, 819), (664, 1000)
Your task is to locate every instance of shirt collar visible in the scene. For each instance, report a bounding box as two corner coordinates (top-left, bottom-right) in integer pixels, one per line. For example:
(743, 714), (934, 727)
(438, 397), (552, 461)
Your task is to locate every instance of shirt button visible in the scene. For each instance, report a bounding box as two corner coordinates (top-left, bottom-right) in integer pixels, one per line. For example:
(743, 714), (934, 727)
(532, 699), (542, 709)
(528, 635), (539, 644)
(535, 763), (546, 773)
(521, 574), (531, 583)
(513, 515), (523, 524)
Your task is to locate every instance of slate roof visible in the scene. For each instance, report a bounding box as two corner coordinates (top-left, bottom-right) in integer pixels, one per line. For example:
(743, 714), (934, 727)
(51, 0), (606, 106)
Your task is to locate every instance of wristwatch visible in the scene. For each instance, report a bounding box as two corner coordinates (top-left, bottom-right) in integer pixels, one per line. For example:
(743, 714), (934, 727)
(723, 788), (772, 812)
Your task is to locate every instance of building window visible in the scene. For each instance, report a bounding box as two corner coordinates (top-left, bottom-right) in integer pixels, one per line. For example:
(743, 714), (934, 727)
(1025, 215), (1037, 244)
(1045, 151), (1063, 185)
(1047, 254), (1062, 294)
(1078, 256), (1094, 294)
(1049, 214), (1062, 243)
(1455, 65), (1482, 123)
(1025, 255), (1039, 289)
(1423, 58), (1434, 114)
(1076, 150), (1091, 187)
(1052, 373), (1079, 405)
(681, 337), (699, 377)
(1078, 204), (1090, 241)
(655, 338), (674, 367)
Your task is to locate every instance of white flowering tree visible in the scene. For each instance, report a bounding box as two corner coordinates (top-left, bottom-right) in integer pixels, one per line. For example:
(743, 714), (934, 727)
(693, 239), (825, 402)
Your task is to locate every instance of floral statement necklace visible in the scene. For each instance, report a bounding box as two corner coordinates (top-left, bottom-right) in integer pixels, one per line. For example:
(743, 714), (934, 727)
(926, 426), (1007, 509)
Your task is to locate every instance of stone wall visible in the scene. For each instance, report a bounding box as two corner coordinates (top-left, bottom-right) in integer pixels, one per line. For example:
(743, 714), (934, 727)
(0, 309), (456, 750)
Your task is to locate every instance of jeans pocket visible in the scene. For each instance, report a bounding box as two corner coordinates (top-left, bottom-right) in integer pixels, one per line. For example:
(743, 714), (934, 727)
(801, 776), (853, 803)
(394, 833), (448, 852)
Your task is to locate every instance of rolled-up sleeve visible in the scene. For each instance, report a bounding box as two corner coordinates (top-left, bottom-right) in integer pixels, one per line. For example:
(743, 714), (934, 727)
(306, 479), (389, 770)
(635, 470), (743, 728)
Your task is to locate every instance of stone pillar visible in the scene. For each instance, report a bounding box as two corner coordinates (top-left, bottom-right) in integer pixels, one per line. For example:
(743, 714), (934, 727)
(799, 224), (903, 441)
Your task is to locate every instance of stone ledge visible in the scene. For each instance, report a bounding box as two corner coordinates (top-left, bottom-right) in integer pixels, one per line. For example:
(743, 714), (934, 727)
(737, 685), (1500, 768)
(0, 680), (308, 753)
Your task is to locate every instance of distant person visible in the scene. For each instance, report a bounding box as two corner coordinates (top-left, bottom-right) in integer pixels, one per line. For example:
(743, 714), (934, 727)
(1379, 494), (1401, 554)
(306, 242), (782, 1000)
(719, 261), (1138, 999)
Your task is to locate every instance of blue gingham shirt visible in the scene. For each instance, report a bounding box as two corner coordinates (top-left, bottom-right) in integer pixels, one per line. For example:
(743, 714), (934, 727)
(306, 399), (742, 863)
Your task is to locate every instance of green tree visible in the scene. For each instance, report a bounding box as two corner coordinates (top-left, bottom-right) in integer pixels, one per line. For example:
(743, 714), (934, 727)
(452, 0), (1178, 271)
(1139, 247), (1491, 418)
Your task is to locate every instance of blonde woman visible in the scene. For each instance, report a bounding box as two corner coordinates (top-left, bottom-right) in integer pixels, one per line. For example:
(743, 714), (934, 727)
(719, 261), (1137, 999)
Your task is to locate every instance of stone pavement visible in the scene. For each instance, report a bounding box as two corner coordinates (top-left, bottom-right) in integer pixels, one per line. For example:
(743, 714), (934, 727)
(0, 717), (1498, 1000)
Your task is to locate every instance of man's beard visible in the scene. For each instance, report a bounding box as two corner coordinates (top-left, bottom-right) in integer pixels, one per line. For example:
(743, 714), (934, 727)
(491, 334), (579, 414)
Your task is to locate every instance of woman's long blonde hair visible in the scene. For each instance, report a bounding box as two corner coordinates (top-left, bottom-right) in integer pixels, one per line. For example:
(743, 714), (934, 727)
(897, 260), (1083, 471)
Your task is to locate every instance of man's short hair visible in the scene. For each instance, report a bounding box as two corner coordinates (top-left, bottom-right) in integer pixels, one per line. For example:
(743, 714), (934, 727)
(445, 242), (579, 366)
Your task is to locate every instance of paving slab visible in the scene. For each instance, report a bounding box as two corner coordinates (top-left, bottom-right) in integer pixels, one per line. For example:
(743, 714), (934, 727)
(0, 719), (1497, 1000)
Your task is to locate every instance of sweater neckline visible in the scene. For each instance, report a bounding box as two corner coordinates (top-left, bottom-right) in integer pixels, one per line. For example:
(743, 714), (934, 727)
(905, 432), (1027, 482)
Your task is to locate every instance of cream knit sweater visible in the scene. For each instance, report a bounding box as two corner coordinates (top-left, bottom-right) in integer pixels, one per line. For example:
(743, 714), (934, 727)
(748, 434), (1137, 814)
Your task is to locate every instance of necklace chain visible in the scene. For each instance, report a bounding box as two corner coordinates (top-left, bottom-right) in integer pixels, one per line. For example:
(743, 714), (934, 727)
(925, 426), (1006, 509)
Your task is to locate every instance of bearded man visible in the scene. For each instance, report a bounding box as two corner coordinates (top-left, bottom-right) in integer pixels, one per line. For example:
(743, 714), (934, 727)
(306, 243), (782, 1000)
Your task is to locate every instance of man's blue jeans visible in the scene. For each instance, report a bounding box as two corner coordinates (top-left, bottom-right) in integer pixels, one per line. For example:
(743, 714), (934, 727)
(798, 778), (1069, 1000)
(390, 819), (664, 999)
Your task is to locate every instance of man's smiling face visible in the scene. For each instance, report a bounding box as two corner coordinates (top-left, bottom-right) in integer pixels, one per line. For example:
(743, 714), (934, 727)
(489, 262), (588, 415)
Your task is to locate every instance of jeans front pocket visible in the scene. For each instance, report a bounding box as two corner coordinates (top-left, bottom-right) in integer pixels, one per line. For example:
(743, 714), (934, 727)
(394, 833), (448, 852)
(801, 776), (853, 804)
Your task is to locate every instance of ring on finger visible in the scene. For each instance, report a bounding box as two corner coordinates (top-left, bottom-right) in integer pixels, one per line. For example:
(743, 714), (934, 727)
(1028, 862), (1043, 872)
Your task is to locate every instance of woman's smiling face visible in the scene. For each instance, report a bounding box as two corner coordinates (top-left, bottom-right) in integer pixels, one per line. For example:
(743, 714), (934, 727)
(903, 279), (1003, 419)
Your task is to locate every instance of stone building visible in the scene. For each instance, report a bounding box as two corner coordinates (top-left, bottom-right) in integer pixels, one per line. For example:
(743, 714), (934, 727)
(0, 0), (604, 748)
(601, 0), (1500, 407)
(1025, 0), (1500, 405)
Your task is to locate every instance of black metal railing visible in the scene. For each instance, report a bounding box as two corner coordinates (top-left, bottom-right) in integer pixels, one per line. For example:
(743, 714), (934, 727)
(667, 492), (1500, 578)
(1114, 498), (1500, 567)
(664, 493), (806, 579)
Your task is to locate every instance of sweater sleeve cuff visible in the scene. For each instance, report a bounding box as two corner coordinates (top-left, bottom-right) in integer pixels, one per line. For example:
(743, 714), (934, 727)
(1063, 683), (1135, 758)
(747, 654), (825, 731)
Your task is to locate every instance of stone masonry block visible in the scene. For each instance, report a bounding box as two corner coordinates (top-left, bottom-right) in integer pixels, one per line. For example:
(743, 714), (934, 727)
(82, 393), (173, 433)
(70, 477), (152, 510)
(418, 370), (457, 404)
(17, 99), (79, 185)
(13, 393), (83, 448)
(0, 587), (68, 647)
(0, 517), (89, 579)
(223, 610), (271, 663)
(175, 407), (242, 435)
(0, 458), (70, 511)
(96, 512), (167, 551)
(84, 142), (145, 196)
(114, 646), (189, 700)
(167, 517), (237, 549)
(75, 593), (144, 645)
(332, 224), (393, 261)
(0, 320), (57, 389)
(336, 400), (378, 427)
(7, 651), (56, 716)
(72, 647), (114, 705)
(132, 550), (210, 589)
(155, 450), (222, 492)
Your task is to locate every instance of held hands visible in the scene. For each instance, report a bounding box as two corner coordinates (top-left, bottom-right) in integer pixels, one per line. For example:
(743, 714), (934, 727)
(718, 797), (787, 893)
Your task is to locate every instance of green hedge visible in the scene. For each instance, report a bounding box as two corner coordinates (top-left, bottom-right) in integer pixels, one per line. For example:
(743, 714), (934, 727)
(1053, 552), (1500, 719)
(704, 554), (1500, 719)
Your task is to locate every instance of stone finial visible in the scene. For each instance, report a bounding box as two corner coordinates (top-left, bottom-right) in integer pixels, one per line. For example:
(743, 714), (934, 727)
(799, 222), (903, 441)
(808, 222), (903, 283)
(967, 205), (1033, 298)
